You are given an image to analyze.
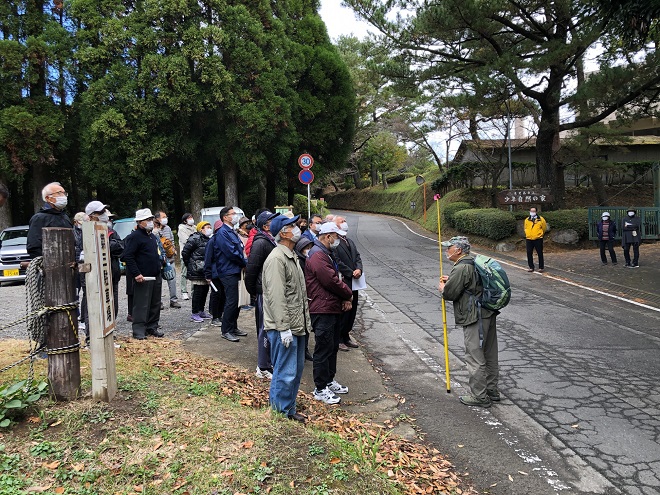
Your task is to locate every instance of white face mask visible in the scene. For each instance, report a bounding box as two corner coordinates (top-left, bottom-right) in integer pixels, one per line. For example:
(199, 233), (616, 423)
(290, 226), (301, 243)
(602, 216), (609, 221)
(54, 196), (68, 209)
(203, 228), (212, 237)
(160, 217), (168, 226)
(330, 238), (340, 249)
(99, 213), (110, 223)
(145, 221), (154, 231)
(187, 218), (195, 226)
(302, 249), (310, 258)
(340, 222), (348, 233)
(231, 213), (240, 226)
(529, 211), (536, 217)
(627, 211), (635, 217)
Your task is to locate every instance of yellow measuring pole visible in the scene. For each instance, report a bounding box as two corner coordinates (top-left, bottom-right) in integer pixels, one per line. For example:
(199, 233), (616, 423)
(436, 197), (451, 393)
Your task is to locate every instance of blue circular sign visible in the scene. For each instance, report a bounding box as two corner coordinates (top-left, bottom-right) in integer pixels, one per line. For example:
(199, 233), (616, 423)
(299, 169), (314, 185)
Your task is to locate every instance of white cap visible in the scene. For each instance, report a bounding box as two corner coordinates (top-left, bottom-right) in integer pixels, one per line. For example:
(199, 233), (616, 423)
(85, 200), (108, 216)
(601, 211), (610, 218)
(135, 208), (154, 221)
(318, 222), (346, 236)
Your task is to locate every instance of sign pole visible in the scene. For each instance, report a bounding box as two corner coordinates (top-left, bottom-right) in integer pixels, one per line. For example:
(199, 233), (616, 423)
(307, 183), (311, 221)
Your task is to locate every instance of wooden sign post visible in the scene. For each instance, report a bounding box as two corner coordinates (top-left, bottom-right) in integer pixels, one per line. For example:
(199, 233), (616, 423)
(82, 222), (117, 402)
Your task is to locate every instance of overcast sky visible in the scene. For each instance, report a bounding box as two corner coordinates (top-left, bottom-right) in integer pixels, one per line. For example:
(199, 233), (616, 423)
(319, 0), (374, 40)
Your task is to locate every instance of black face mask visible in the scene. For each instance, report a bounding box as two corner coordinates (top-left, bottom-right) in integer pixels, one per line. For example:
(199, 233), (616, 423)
(300, 224), (308, 233)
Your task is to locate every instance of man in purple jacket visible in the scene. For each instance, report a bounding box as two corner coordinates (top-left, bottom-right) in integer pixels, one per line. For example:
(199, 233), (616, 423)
(305, 222), (353, 404)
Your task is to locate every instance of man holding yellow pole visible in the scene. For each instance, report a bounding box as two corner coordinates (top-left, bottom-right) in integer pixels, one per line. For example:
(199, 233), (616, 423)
(439, 236), (500, 408)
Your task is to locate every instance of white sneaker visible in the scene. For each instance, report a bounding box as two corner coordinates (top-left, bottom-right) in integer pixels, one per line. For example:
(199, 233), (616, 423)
(79, 322), (86, 331)
(182, 293), (190, 300)
(255, 367), (273, 380)
(313, 387), (341, 404)
(327, 380), (348, 394)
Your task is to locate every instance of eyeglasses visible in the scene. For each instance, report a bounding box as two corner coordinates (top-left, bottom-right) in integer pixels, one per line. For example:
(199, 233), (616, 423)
(48, 190), (68, 197)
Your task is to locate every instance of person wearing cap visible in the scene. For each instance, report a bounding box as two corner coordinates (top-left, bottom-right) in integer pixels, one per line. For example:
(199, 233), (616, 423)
(121, 208), (165, 340)
(178, 213), (197, 300)
(295, 237), (315, 361)
(621, 207), (642, 268)
(332, 215), (363, 352)
(596, 212), (618, 266)
(245, 208), (271, 257)
(154, 211), (181, 309)
(261, 214), (310, 423)
(27, 182), (73, 258)
(439, 236), (499, 408)
(305, 222), (353, 405)
(302, 214), (323, 242)
(245, 211), (281, 378)
(204, 206), (248, 342)
(523, 206), (547, 273)
(182, 221), (213, 323)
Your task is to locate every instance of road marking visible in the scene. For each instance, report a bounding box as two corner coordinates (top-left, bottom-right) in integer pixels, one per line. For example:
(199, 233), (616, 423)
(392, 218), (660, 314)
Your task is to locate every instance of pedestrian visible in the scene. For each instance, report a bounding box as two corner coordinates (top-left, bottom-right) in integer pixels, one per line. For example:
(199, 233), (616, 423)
(178, 213), (197, 301)
(154, 211), (181, 308)
(205, 220), (226, 326)
(72, 212), (88, 339)
(182, 221), (212, 322)
(27, 182), (73, 258)
(245, 211), (280, 378)
(296, 216), (308, 234)
(245, 208), (270, 257)
(305, 222), (353, 405)
(596, 212), (618, 266)
(262, 214), (310, 423)
(295, 237), (315, 362)
(621, 207), (641, 268)
(333, 216), (363, 352)
(439, 236), (499, 408)
(302, 214), (323, 242)
(121, 208), (165, 340)
(524, 206), (546, 273)
(204, 206), (248, 342)
(237, 216), (252, 310)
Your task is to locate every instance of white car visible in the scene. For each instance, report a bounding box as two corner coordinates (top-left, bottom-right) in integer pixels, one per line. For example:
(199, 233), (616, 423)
(0, 225), (30, 284)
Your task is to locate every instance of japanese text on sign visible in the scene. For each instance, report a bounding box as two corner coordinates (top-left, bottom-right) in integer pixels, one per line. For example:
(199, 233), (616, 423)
(497, 189), (553, 205)
(94, 225), (116, 336)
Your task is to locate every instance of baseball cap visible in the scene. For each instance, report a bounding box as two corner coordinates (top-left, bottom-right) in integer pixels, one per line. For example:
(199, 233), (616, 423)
(135, 208), (154, 221)
(440, 236), (471, 250)
(85, 201), (107, 216)
(256, 211), (279, 229)
(270, 214), (300, 236)
(318, 222), (346, 236)
(601, 212), (610, 218)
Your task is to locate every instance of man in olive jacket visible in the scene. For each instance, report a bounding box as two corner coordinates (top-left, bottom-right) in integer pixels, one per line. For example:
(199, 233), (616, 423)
(439, 236), (499, 408)
(262, 214), (310, 423)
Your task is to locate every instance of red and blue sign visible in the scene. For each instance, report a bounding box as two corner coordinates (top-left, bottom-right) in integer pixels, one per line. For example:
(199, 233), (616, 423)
(298, 153), (314, 169)
(299, 169), (314, 185)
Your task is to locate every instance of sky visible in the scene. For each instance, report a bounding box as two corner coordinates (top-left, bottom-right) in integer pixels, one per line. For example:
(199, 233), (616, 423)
(319, 0), (374, 41)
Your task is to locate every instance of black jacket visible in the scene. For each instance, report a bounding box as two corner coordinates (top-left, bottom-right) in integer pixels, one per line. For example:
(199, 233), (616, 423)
(182, 232), (209, 281)
(621, 215), (641, 246)
(108, 229), (124, 283)
(334, 236), (363, 290)
(121, 227), (162, 278)
(27, 204), (73, 258)
(244, 231), (277, 295)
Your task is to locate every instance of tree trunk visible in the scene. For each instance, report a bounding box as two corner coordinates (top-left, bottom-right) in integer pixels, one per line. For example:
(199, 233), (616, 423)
(371, 163), (378, 187)
(536, 107), (565, 209)
(266, 161), (277, 209)
(32, 163), (48, 212)
(223, 158), (238, 207)
(258, 176), (266, 208)
(215, 160), (225, 205)
(0, 177), (11, 230)
(190, 160), (204, 218)
(589, 172), (608, 205)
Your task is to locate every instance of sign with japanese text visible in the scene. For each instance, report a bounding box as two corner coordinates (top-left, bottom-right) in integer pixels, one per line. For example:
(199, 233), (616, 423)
(92, 223), (116, 337)
(498, 189), (553, 205)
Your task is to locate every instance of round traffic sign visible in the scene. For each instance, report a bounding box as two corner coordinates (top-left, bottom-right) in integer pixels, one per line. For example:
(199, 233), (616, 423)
(299, 169), (314, 185)
(298, 153), (314, 169)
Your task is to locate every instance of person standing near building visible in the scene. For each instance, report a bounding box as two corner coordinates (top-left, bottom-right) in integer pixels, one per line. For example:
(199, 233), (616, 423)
(121, 208), (164, 340)
(524, 207), (546, 273)
(178, 213), (197, 300)
(27, 182), (73, 258)
(261, 214), (310, 423)
(596, 212), (618, 266)
(621, 207), (642, 268)
(439, 236), (499, 408)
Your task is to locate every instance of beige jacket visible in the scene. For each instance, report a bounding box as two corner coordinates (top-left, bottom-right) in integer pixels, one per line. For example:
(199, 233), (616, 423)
(262, 244), (311, 336)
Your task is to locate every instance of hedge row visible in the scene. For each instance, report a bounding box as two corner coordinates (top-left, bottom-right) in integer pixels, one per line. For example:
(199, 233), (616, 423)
(453, 208), (517, 241)
(542, 209), (589, 238)
(443, 202), (472, 228)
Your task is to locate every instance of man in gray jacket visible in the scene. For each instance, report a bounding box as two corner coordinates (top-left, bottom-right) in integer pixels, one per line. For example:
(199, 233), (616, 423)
(261, 214), (310, 423)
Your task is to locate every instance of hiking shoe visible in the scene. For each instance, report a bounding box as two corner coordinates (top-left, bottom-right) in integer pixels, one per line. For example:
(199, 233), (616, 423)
(182, 293), (190, 300)
(221, 333), (240, 342)
(198, 311), (213, 319)
(327, 380), (348, 394)
(527, 268), (534, 272)
(631, 264), (639, 268)
(255, 367), (273, 380)
(625, 263), (631, 267)
(233, 328), (248, 336)
(459, 395), (491, 408)
(538, 268), (544, 273)
(338, 343), (350, 352)
(486, 389), (501, 402)
(313, 387), (341, 405)
(211, 318), (222, 327)
(190, 313), (204, 323)
(170, 301), (181, 308)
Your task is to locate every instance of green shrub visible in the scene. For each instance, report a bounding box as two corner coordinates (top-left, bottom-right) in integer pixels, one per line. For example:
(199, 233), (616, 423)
(1, 380), (49, 428)
(453, 208), (516, 240)
(542, 209), (589, 238)
(293, 194), (329, 218)
(386, 173), (407, 184)
(442, 202), (472, 228)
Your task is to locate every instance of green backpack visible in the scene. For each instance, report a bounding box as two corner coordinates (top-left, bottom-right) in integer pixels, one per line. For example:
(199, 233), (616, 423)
(461, 254), (511, 311)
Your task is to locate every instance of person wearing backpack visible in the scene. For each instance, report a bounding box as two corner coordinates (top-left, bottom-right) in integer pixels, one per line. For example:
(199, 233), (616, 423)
(439, 236), (500, 408)
(524, 207), (546, 273)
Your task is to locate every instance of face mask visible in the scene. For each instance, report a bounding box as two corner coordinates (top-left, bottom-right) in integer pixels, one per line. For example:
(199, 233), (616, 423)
(203, 228), (212, 237)
(311, 222), (320, 233)
(145, 221), (154, 231)
(99, 213), (110, 223)
(290, 226), (302, 243)
(302, 249), (310, 258)
(628, 211), (635, 217)
(330, 238), (340, 249)
(529, 211), (536, 217)
(54, 196), (68, 209)
(340, 222), (348, 233)
(187, 218), (194, 226)
(160, 218), (168, 226)
(231, 213), (240, 226)
(602, 217), (609, 221)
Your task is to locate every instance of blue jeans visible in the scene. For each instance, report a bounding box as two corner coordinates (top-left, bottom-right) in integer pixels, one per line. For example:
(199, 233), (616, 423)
(220, 273), (240, 335)
(267, 331), (305, 416)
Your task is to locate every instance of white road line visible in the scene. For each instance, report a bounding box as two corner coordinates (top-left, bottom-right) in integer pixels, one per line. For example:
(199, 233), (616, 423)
(392, 218), (660, 314)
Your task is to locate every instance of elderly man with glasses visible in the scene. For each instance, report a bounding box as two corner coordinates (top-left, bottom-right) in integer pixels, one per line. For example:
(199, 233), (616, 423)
(27, 182), (73, 258)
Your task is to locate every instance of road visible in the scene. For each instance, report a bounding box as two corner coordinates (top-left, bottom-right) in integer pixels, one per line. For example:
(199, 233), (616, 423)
(340, 210), (660, 495)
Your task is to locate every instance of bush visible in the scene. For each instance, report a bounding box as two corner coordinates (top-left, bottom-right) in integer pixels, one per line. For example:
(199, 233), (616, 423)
(453, 208), (516, 240)
(386, 173), (407, 184)
(443, 202), (472, 228)
(293, 194), (329, 218)
(542, 209), (589, 238)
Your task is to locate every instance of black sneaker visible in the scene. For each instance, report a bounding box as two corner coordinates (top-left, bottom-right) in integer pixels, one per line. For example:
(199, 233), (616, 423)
(221, 333), (240, 342)
(486, 389), (501, 402)
(625, 263), (631, 267)
(233, 328), (248, 336)
(631, 264), (639, 268)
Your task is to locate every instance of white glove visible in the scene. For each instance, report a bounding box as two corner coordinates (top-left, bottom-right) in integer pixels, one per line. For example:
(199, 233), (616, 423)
(280, 329), (293, 348)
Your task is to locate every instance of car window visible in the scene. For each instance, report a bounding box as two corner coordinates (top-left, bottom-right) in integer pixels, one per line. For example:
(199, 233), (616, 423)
(1, 238), (27, 247)
(0, 229), (28, 242)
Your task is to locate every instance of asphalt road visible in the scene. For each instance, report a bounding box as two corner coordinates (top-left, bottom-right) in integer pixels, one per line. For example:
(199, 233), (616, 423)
(339, 210), (660, 495)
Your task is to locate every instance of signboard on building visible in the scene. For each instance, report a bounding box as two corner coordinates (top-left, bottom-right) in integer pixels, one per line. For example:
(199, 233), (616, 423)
(498, 189), (554, 205)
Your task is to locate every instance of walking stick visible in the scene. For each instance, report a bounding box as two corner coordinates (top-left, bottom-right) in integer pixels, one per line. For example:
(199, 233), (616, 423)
(435, 195), (451, 393)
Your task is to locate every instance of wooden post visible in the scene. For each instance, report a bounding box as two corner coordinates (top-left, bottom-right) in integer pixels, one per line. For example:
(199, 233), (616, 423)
(43, 228), (81, 401)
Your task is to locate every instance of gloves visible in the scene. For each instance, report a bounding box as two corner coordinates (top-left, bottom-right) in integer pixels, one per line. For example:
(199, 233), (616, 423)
(280, 329), (293, 348)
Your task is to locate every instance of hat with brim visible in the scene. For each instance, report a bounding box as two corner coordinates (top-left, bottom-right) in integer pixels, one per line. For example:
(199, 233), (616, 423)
(318, 222), (346, 236)
(441, 236), (470, 250)
(270, 214), (300, 236)
(256, 211), (280, 229)
(85, 200), (108, 216)
(601, 212), (610, 218)
(135, 208), (154, 222)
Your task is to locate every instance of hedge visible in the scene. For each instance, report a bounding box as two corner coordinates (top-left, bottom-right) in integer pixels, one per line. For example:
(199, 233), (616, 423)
(453, 208), (517, 240)
(542, 209), (589, 238)
(443, 202), (472, 228)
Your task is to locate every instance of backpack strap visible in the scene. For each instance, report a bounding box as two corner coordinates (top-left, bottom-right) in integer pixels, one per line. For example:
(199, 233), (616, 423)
(456, 258), (484, 348)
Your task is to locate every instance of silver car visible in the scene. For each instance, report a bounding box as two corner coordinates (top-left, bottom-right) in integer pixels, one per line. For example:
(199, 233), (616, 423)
(0, 225), (30, 283)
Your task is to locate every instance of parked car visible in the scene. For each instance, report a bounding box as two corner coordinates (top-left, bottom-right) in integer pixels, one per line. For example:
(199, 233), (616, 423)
(200, 206), (244, 230)
(0, 225), (30, 284)
(111, 218), (134, 275)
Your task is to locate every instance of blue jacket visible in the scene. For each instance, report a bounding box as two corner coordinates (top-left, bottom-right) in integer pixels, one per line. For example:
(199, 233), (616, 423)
(204, 223), (247, 279)
(302, 229), (317, 242)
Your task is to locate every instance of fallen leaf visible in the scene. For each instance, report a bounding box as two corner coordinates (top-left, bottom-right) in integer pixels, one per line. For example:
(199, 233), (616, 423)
(457, 444), (464, 448)
(44, 461), (61, 470)
(27, 416), (41, 424)
(242, 441), (254, 449)
(71, 463), (85, 472)
(353, 464), (360, 473)
(571, 424), (579, 429)
(387, 470), (395, 477)
(133, 485), (143, 493)
(49, 420), (62, 427)
(54, 488), (65, 495)
(220, 471), (234, 477)
(508, 474), (514, 482)
(153, 441), (163, 451)
(518, 471), (528, 475)
(25, 486), (52, 493)
(289, 480), (296, 488)
(329, 457), (341, 464)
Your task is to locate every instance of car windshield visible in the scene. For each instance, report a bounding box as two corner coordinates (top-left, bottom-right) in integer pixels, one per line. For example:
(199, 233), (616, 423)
(0, 229), (28, 242)
(1, 238), (27, 247)
(112, 220), (135, 240)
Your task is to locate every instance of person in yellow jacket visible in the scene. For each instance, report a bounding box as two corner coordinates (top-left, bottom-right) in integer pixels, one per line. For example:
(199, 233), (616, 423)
(524, 207), (547, 272)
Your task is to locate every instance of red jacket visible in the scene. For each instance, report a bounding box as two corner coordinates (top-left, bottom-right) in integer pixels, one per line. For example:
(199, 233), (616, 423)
(305, 241), (352, 314)
(244, 227), (258, 257)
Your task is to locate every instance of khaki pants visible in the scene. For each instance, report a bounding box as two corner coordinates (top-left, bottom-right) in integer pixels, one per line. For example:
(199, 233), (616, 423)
(462, 315), (498, 400)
